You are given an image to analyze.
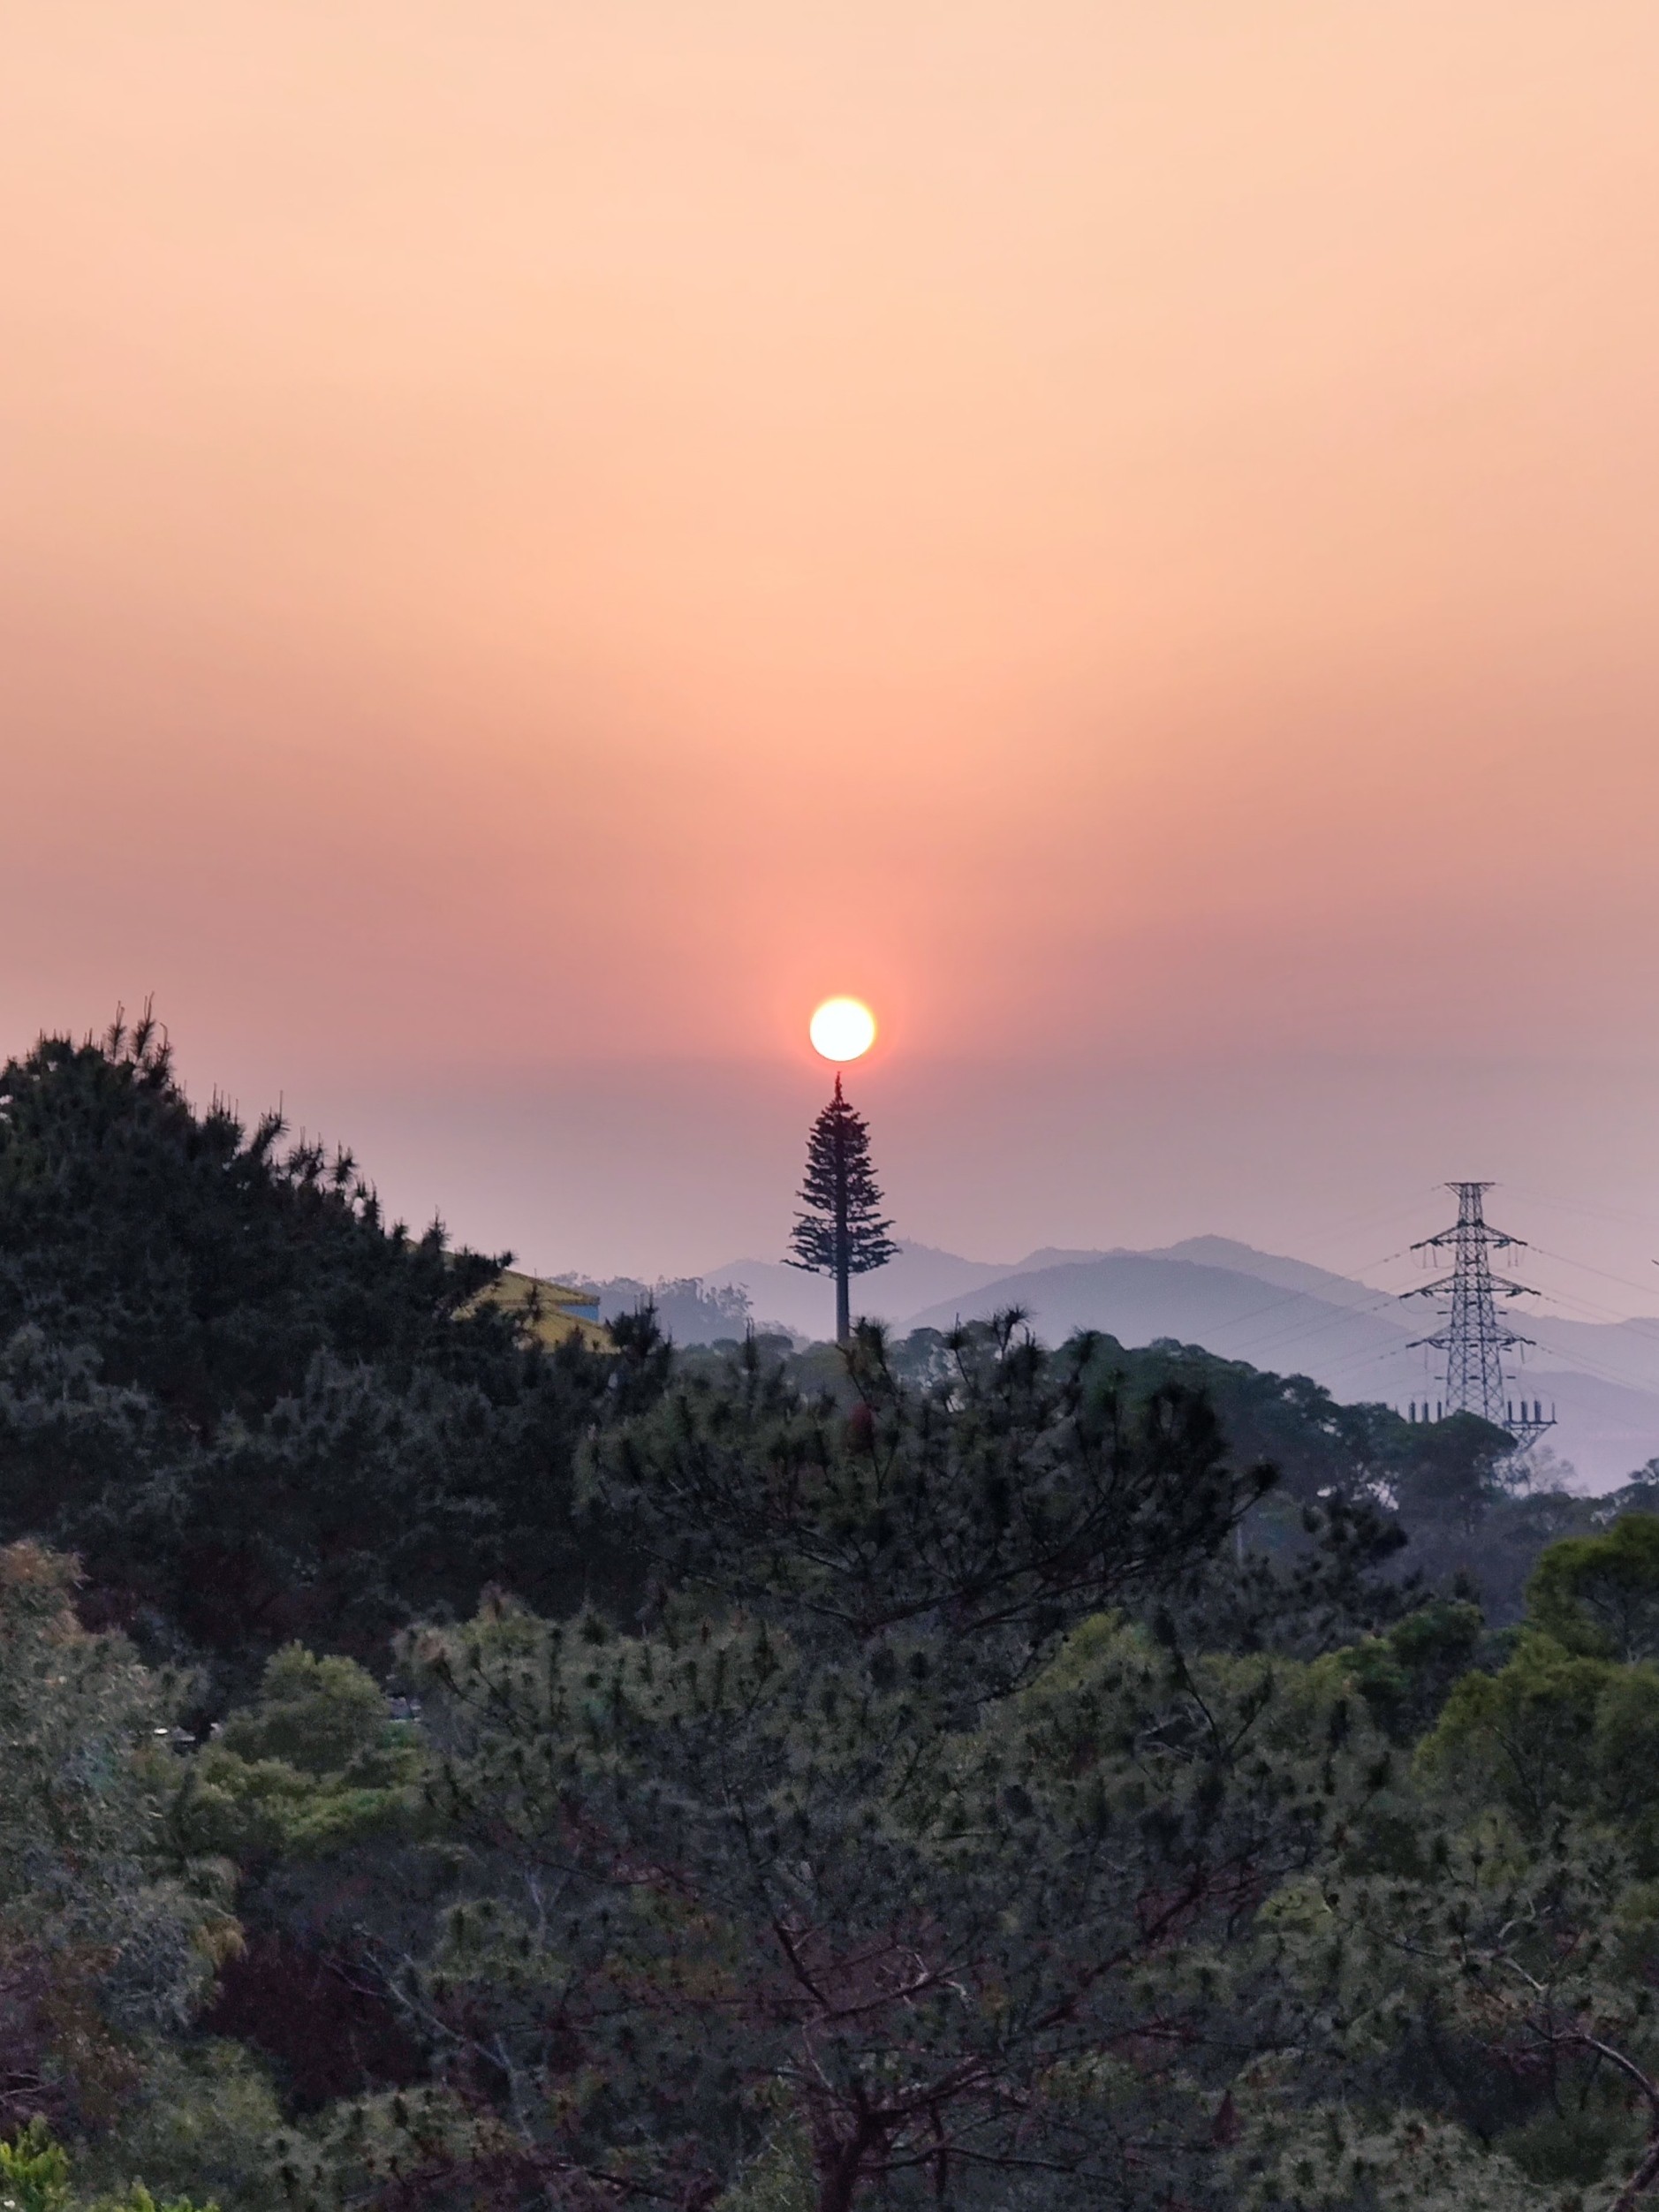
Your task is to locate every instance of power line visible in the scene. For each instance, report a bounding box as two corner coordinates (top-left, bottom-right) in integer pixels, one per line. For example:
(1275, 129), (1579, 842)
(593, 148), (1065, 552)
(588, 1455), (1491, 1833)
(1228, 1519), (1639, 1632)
(1504, 1182), (1659, 1240)
(1525, 1240), (1659, 1313)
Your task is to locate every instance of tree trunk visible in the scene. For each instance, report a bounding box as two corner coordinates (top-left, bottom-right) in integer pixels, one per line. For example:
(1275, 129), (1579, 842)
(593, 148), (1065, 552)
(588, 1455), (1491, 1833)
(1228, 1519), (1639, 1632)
(817, 2119), (880, 2212)
(834, 1110), (850, 1344)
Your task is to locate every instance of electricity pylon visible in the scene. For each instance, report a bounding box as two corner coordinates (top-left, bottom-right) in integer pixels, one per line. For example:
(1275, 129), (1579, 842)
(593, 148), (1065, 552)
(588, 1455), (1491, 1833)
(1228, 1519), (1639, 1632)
(1401, 1183), (1556, 1447)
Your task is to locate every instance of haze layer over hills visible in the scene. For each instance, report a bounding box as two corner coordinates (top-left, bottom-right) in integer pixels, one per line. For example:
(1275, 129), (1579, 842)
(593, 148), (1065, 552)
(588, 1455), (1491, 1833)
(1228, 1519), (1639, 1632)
(708, 1238), (1659, 1492)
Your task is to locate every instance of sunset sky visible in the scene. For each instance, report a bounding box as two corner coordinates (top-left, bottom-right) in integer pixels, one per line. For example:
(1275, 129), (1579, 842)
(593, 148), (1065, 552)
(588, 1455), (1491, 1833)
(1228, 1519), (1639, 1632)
(4, 4), (1659, 1313)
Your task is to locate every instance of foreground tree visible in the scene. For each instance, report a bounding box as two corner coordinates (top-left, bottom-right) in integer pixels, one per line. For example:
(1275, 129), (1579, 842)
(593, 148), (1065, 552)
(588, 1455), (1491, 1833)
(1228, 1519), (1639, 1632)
(368, 1599), (1371, 2212)
(786, 1078), (899, 1344)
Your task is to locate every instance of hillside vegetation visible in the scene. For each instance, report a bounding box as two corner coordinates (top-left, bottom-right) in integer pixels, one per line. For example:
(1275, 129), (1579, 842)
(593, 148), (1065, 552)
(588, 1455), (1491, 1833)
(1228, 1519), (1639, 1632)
(7, 1021), (1659, 2208)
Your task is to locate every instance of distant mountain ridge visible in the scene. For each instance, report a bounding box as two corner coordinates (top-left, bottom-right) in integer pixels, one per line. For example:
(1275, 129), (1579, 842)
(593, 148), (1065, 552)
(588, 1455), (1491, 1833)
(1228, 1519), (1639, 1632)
(902, 1254), (1405, 1386)
(1143, 1236), (1400, 1314)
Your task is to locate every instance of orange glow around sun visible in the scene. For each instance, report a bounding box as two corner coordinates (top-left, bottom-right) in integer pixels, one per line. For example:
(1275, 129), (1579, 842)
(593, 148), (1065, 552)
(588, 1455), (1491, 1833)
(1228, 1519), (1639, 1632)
(809, 998), (876, 1063)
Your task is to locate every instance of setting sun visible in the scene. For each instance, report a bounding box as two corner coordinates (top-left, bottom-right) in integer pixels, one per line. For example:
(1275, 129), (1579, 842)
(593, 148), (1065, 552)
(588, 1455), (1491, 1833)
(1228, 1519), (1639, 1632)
(809, 998), (876, 1064)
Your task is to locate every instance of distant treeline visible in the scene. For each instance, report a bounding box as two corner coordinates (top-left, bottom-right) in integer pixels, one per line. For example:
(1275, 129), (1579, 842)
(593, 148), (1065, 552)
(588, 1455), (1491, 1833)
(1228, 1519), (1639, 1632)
(572, 1271), (765, 1344)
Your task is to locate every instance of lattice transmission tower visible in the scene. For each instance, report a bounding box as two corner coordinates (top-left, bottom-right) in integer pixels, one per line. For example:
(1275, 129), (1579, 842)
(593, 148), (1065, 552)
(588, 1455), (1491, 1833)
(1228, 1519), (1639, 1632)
(1402, 1182), (1556, 1447)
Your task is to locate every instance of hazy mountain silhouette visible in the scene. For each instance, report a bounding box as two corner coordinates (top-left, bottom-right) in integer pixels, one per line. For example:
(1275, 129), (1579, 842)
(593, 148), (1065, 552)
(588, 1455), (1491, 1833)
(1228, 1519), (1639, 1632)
(902, 1254), (1405, 1379)
(1140, 1236), (1399, 1313)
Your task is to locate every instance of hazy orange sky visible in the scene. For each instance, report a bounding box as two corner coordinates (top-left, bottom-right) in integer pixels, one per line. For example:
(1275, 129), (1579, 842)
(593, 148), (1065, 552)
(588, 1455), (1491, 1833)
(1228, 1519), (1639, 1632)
(4, 4), (1659, 1307)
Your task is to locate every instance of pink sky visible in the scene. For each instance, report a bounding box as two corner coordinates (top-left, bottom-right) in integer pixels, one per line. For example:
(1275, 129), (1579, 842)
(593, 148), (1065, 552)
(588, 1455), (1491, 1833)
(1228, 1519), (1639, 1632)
(4, 4), (1659, 1307)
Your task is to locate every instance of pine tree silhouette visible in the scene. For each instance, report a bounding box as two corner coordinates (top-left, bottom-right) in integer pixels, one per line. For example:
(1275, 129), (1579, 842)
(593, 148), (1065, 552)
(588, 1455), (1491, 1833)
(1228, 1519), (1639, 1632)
(785, 1074), (899, 1343)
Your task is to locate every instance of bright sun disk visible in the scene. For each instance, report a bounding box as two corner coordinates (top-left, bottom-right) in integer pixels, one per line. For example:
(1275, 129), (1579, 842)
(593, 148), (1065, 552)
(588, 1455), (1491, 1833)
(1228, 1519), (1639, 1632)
(809, 997), (876, 1063)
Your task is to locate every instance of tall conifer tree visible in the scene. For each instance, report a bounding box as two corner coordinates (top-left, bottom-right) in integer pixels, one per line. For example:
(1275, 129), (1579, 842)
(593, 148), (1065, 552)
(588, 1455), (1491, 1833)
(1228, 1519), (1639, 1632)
(785, 1073), (898, 1341)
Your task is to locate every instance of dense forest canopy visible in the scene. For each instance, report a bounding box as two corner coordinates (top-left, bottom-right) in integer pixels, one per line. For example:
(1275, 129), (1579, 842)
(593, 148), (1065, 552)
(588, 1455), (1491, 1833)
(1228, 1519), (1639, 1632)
(8, 1020), (1659, 2208)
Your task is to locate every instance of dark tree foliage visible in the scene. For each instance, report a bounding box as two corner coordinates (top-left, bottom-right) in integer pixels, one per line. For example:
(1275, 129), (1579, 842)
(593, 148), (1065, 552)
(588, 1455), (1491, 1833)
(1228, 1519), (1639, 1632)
(740, 1328), (1498, 1655)
(786, 1076), (899, 1342)
(1069, 1344), (1402, 1506)
(1167, 1491), (1422, 1664)
(0, 1014), (650, 1685)
(1071, 1338), (1511, 1522)
(0, 1011), (498, 1413)
(1011, 1334), (1544, 1626)
(589, 1313), (1276, 1676)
